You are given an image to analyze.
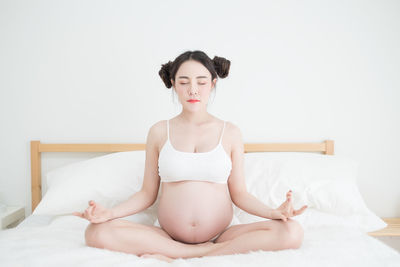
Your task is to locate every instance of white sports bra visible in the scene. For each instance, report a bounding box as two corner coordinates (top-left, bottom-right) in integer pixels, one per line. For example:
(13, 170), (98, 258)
(158, 119), (232, 184)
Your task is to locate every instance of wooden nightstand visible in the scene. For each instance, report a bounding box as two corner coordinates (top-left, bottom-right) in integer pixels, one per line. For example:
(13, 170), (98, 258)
(0, 206), (25, 230)
(368, 218), (400, 252)
(368, 218), (400, 237)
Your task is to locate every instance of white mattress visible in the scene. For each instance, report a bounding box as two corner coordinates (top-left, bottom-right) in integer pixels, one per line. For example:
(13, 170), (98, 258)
(1, 212), (399, 267)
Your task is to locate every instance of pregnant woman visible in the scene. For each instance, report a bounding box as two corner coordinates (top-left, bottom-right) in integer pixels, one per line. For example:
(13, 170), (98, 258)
(74, 50), (307, 262)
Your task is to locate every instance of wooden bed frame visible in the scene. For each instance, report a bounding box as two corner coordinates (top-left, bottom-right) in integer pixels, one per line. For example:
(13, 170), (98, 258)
(30, 139), (334, 212)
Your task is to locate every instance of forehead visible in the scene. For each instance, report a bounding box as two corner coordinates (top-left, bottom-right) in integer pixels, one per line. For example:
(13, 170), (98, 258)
(176, 60), (210, 79)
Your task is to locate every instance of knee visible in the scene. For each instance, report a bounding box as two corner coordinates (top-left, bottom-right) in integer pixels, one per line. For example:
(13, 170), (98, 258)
(85, 222), (112, 249)
(281, 219), (304, 249)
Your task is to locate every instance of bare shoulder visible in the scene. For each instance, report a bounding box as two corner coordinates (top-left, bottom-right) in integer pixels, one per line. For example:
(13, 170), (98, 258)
(148, 120), (166, 135)
(146, 120), (167, 151)
(225, 121), (243, 142)
(224, 121), (244, 152)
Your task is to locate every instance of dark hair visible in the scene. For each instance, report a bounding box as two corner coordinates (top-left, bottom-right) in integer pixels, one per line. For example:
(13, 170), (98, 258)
(158, 50), (231, 89)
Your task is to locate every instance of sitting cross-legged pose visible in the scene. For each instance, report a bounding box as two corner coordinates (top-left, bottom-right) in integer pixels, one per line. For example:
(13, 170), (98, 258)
(74, 50), (308, 263)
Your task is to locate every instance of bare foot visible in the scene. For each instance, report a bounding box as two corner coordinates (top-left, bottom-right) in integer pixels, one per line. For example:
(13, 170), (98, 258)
(140, 253), (175, 263)
(198, 241), (215, 247)
(193, 240), (225, 257)
(183, 240), (217, 253)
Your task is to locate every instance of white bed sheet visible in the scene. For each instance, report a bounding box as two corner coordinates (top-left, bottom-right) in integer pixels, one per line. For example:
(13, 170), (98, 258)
(1, 212), (399, 267)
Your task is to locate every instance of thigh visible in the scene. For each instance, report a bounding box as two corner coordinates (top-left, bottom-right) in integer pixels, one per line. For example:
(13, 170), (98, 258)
(88, 218), (173, 240)
(214, 218), (296, 243)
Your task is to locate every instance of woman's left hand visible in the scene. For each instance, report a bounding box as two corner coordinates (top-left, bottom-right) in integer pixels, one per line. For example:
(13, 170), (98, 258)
(269, 190), (308, 222)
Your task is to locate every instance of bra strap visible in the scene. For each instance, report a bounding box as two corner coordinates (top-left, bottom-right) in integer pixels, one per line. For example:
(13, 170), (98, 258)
(167, 120), (170, 141)
(219, 121), (226, 144)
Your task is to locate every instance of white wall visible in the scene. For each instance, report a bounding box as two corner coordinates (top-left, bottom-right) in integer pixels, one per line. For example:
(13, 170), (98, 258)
(0, 0), (399, 218)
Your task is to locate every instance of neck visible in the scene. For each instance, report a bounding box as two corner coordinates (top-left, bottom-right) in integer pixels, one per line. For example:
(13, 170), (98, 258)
(178, 110), (213, 126)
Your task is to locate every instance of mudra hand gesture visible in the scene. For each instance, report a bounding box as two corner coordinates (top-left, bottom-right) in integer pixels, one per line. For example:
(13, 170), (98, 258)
(73, 200), (113, 224)
(269, 190), (308, 222)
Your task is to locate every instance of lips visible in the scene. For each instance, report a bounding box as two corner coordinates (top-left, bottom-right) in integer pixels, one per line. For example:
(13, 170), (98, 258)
(187, 99), (200, 103)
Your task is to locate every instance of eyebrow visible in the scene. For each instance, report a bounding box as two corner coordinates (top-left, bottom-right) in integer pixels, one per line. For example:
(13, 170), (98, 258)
(178, 76), (208, 79)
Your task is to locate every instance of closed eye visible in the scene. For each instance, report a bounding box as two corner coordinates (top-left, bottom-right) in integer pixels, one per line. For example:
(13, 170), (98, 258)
(180, 83), (207, 85)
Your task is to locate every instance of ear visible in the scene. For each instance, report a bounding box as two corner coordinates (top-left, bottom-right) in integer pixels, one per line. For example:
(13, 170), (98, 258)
(170, 79), (174, 88)
(212, 78), (217, 89)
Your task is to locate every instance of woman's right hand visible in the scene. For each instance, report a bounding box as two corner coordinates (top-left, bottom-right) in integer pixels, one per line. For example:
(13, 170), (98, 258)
(73, 200), (113, 223)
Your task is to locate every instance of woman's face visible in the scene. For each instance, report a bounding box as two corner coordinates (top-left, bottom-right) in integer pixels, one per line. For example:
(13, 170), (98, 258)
(171, 60), (217, 111)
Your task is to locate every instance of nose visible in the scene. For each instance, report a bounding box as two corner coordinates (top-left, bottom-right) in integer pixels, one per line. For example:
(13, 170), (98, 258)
(188, 83), (198, 95)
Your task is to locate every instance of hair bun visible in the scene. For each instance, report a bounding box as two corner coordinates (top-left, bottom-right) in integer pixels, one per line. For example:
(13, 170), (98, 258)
(158, 61), (173, 88)
(213, 56), (231, 79)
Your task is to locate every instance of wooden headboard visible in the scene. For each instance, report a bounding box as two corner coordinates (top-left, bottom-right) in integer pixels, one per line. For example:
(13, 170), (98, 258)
(30, 140), (334, 212)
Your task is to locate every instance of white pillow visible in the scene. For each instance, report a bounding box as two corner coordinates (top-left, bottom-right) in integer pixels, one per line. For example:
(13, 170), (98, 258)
(33, 151), (147, 217)
(238, 152), (386, 232)
(34, 150), (386, 232)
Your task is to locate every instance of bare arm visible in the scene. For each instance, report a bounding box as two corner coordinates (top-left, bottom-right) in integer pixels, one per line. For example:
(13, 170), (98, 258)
(110, 122), (162, 220)
(108, 190), (153, 220)
(227, 123), (274, 219)
(231, 191), (274, 219)
(227, 123), (307, 221)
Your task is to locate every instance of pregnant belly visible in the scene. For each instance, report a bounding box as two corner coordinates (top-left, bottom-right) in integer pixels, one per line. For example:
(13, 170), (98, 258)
(157, 181), (234, 244)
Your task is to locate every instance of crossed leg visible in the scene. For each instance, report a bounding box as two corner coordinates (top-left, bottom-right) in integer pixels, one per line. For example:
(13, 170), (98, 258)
(205, 218), (304, 256)
(84, 218), (214, 261)
(84, 217), (304, 261)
